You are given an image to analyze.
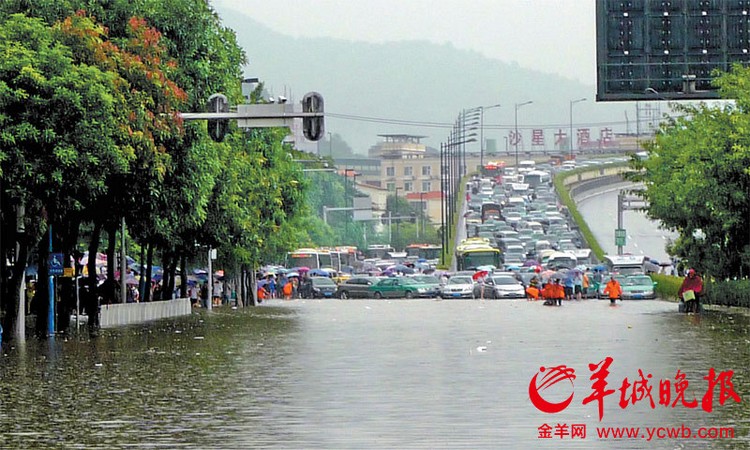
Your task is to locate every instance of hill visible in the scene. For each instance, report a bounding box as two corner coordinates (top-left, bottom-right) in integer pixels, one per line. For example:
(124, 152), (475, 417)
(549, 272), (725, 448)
(214, 5), (636, 155)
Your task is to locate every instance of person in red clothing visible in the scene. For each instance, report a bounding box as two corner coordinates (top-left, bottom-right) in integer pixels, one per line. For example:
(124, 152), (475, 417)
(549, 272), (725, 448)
(678, 268), (704, 313)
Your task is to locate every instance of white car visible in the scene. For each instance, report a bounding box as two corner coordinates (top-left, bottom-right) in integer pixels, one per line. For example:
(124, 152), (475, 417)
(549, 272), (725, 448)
(483, 274), (526, 299)
(440, 276), (476, 299)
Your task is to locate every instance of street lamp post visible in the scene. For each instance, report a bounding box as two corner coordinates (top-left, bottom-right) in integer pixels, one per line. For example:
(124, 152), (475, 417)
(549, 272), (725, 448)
(476, 104), (501, 167)
(569, 97), (586, 158)
(327, 131), (332, 158)
(514, 101), (533, 169)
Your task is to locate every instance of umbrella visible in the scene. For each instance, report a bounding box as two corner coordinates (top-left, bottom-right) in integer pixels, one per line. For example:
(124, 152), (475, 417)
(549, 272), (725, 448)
(540, 269), (557, 280)
(286, 271), (300, 278)
(593, 264), (607, 272)
(476, 265), (496, 272)
(293, 266), (311, 273)
(523, 259), (540, 267)
(308, 268), (330, 277)
(388, 265), (415, 274)
(506, 265), (521, 272)
(472, 270), (489, 281)
(257, 279), (268, 287)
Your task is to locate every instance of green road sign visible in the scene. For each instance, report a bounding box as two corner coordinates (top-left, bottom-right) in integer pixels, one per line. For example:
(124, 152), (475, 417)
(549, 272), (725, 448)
(615, 228), (626, 247)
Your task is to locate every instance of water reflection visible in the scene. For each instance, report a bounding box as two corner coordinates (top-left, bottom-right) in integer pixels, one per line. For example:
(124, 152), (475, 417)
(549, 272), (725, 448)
(0, 301), (747, 449)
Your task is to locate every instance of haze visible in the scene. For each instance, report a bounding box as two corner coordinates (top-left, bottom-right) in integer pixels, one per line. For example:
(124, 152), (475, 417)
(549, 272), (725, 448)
(213, 0), (597, 85)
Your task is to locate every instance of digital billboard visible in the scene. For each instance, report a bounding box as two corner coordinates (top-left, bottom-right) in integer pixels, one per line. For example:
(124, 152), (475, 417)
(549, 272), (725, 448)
(596, 0), (750, 101)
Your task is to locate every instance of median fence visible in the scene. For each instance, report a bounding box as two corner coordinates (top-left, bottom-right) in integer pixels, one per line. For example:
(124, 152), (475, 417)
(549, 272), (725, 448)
(99, 298), (192, 328)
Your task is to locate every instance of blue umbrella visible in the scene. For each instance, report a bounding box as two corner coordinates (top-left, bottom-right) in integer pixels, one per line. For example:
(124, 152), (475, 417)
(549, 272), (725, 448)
(308, 268), (330, 277)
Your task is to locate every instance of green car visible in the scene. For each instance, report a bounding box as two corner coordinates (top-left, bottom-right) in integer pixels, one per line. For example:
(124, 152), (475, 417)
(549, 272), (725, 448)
(368, 277), (433, 299)
(620, 274), (657, 300)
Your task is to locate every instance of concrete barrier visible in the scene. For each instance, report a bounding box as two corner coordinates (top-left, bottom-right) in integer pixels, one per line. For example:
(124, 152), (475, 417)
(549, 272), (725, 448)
(99, 298), (192, 329)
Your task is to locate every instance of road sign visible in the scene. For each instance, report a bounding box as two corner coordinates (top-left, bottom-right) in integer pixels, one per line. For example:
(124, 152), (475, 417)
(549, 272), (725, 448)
(48, 253), (64, 276)
(615, 228), (627, 247)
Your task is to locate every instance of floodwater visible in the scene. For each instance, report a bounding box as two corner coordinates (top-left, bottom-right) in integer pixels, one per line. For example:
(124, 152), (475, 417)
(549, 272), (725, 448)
(0, 299), (748, 449)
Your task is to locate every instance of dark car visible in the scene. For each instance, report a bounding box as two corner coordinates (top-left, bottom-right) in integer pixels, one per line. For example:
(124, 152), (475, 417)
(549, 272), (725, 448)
(336, 276), (381, 299)
(410, 275), (441, 298)
(309, 277), (338, 298)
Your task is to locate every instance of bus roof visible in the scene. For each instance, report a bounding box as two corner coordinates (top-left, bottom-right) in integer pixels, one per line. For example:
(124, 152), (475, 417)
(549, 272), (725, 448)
(604, 254), (646, 265)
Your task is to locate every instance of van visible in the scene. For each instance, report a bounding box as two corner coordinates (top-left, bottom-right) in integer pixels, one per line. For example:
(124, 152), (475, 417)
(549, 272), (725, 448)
(546, 251), (578, 270)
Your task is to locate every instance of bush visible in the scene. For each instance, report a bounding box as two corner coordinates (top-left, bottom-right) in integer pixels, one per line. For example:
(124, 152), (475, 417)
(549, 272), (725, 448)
(703, 279), (750, 307)
(650, 273), (682, 301)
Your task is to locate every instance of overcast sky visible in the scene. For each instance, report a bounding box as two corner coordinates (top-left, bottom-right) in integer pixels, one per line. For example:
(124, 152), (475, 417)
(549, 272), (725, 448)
(213, 0), (597, 85)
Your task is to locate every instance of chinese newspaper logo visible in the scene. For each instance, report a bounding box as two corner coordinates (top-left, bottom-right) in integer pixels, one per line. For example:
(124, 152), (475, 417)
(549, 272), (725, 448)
(529, 356), (741, 421)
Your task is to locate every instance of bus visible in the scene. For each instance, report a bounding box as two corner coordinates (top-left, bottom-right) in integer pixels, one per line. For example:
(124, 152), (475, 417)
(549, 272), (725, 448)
(456, 239), (501, 271)
(524, 170), (551, 188)
(287, 249), (321, 269)
(365, 244), (396, 259)
(405, 244), (442, 262)
(603, 254), (647, 275)
(481, 161), (505, 182)
(518, 160), (536, 174)
(545, 251), (578, 270)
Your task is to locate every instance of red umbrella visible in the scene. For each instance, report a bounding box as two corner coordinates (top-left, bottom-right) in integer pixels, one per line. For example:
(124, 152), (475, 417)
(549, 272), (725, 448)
(472, 270), (489, 281)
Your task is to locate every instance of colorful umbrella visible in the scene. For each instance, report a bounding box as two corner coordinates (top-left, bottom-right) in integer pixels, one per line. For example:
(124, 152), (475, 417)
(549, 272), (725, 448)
(472, 270), (489, 281)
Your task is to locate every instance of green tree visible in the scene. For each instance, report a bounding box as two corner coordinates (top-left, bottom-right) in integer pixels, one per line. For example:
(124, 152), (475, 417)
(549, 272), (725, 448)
(631, 64), (750, 279)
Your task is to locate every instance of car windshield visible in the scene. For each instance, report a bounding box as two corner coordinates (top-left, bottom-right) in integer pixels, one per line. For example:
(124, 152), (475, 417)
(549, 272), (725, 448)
(312, 278), (336, 287)
(492, 276), (518, 285)
(413, 276), (439, 284)
(448, 276), (473, 285)
(625, 276), (652, 286)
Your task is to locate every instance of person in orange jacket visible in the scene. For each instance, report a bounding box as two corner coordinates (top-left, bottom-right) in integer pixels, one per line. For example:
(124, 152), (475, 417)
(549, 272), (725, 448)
(603, 275), (622, 305)
(541, 281), (556, 305)
(552, 279), (565, 306)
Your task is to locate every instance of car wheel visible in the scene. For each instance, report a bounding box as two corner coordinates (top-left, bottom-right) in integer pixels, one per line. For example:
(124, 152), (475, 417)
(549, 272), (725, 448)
(404, 290), (414, 299)
(339, 290), (349, 300)
(374, 292), (382, 299)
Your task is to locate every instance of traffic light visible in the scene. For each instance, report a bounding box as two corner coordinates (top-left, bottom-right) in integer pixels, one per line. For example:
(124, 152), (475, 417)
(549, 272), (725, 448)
(302, 92), (324, 141)
(207, 93), (229, 142)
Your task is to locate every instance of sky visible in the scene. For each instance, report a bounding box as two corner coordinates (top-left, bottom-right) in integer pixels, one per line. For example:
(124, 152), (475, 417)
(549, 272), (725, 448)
(212, 0), (598, 85)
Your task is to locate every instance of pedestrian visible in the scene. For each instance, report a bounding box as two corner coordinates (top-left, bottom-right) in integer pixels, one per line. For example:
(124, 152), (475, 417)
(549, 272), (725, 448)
(526, 275), (540, 301)
(541, 280), (555, 306)
(282, 279), (293, 300)
(573, 271), (583, 301)
(582, 269), (590, 299)
(592, 269), (603, 297)
(563, 273), (575, 300)
(678, 268), (704, 314)
(553, 279), (565, 306)
(603, 275), (622, 306)
(189, 284), (199, 307)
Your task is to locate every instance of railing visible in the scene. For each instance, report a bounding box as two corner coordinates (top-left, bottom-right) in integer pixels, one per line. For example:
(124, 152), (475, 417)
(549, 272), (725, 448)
(99, 298), (192, 328)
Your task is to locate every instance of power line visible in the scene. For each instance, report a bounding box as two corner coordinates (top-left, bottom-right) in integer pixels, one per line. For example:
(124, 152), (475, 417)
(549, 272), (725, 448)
(327, 111), (685, 131)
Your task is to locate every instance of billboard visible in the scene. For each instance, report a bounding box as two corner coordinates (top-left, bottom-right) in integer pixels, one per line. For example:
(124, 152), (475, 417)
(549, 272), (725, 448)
(596, 0), (750, 101)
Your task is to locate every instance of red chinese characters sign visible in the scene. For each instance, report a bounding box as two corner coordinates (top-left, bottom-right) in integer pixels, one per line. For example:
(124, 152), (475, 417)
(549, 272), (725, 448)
(529, 357), (741, 421)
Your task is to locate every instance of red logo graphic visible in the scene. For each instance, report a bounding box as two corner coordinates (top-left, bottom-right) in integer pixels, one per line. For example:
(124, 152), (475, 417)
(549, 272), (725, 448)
(529, 365), (577, 413)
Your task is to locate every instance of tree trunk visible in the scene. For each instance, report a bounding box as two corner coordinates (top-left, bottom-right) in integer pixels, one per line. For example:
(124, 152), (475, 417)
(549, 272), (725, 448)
(139, 244), (146, 301)
(34, 233), (50, 337)
(167, 262), (177, 300)
(161, 253), (171, 300)
(103, 221), (117, 304)
(144, 243), (153, 302)
(180, 255), (187, 299)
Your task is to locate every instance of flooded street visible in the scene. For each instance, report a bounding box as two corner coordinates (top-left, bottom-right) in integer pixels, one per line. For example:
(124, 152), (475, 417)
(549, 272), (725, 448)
(0, 300), (748, 449)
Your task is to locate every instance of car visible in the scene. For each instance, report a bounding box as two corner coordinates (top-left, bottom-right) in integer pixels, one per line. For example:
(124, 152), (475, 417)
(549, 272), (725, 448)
(336, 276), (381, 299)
(309, 277), (338, 298)
(410, 275), (441, 298)
(368, 277), (433, 299)
(479, 274), (527, 299)
(620, 274), (657, 300)
(440, 275), (476, 299)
